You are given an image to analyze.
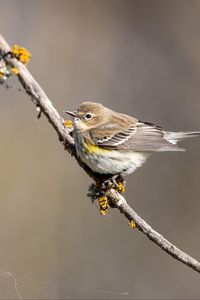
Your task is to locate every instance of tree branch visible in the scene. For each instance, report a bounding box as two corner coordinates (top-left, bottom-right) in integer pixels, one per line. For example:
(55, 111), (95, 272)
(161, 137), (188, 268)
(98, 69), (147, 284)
(0, 33), (200, 274)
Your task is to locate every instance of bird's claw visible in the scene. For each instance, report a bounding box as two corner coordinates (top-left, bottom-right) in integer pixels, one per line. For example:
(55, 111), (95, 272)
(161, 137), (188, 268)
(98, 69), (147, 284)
(95, 175), (126, 193)
(91, 175), (125, 215)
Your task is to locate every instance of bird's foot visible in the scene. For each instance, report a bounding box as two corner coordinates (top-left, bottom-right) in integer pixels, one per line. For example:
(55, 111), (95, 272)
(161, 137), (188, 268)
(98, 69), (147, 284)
(95, 175), (126, 193)
(108, 175), (126, 193)
(115, 175), (126, 193)
(91, 175), (126, 215)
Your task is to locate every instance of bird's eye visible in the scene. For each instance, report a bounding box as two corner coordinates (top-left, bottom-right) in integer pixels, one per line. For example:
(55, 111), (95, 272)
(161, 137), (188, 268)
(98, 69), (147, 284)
(85, 113), (92, 119)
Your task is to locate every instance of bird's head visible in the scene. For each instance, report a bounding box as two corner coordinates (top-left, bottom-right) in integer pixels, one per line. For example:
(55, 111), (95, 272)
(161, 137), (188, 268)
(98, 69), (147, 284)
(65, 102), (109, 131)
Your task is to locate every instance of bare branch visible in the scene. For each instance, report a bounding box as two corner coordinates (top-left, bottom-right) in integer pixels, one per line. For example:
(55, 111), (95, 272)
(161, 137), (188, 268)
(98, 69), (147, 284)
(0, 33), (199, 274)
(0, 34), (74, 150)
(106, 189), (200, 273)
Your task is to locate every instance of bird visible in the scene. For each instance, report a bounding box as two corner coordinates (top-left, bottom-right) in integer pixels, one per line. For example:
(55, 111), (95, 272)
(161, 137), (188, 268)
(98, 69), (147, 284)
(65, 102), (200, 179)
(65, 102), (200, 215)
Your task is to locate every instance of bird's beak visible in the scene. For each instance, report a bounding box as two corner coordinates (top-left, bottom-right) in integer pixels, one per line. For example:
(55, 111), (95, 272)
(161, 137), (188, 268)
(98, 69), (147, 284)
(64, 110), (78, 118)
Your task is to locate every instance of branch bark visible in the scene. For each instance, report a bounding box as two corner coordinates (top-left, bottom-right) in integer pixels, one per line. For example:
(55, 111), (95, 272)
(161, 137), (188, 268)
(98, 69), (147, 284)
(0, 33), (200, 274)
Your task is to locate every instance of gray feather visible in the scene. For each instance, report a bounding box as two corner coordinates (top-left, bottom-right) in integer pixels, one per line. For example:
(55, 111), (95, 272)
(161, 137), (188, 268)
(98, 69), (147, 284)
(90, 119), (200, 153)
(120, 122), (184, 152)
(165, 131), (200, 144)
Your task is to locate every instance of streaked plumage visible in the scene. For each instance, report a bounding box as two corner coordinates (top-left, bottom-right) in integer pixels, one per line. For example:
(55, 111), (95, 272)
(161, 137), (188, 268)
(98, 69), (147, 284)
(65, 102), (200, 176)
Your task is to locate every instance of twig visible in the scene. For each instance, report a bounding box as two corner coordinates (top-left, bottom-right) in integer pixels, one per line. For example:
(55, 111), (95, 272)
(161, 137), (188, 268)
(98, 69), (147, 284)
(106, 189), (200, 273)
(0, 33), (199, 274)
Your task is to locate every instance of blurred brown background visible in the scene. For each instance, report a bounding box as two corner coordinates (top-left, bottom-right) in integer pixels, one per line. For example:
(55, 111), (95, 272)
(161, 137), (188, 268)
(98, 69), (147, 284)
(0, 0), (200, 299)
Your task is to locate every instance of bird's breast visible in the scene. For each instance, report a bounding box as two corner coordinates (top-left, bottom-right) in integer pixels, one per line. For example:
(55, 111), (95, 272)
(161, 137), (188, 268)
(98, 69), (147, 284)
(73, 132), (148, 175)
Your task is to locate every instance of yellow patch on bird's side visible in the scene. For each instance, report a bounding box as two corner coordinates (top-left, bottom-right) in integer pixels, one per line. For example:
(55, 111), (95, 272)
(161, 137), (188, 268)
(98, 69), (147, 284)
(83, 139), (110, 154)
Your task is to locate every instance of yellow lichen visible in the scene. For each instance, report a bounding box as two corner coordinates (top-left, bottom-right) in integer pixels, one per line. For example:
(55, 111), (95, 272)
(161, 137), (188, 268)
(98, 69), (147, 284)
(11, 45), (31, 64)
(98, 195), (109, 215)
(64, 120), (73, 128)
(117, 181), (125, 193)
(100, 209), (108, 216)
(11, 67), (19, 75)
(98, 196), (109, 210)
(129, 220), (137, 229)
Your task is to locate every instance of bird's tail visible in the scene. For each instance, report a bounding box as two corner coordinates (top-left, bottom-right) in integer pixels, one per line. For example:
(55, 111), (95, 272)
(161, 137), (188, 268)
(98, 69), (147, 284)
(165, 131), (200, 145)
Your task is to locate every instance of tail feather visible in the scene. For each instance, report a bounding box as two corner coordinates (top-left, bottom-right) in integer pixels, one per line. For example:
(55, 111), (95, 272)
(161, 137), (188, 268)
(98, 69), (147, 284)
(165, 131), (200, 145)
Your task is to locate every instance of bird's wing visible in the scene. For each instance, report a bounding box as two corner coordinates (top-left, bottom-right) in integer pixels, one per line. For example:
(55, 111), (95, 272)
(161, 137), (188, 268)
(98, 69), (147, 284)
(89, 113), (137, 148)
(90, 120), (183, 152)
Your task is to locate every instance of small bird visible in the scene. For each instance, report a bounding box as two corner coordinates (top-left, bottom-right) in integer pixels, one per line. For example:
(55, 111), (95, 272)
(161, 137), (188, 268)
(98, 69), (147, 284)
(65, 102), (200, 179)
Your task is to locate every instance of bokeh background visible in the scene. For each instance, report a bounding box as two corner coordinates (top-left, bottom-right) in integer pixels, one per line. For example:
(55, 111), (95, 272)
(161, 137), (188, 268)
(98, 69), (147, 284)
(0, 0), (200, 299)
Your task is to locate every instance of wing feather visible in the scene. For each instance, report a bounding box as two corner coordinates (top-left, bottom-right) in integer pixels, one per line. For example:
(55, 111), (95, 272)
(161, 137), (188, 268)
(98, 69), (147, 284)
(89, 120), (183, 152)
